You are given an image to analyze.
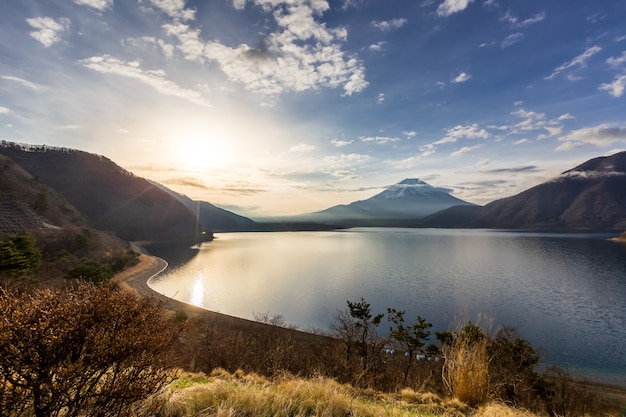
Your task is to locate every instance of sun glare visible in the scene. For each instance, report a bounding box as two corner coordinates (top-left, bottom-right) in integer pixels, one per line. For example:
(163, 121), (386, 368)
(175, 132), (236, 170)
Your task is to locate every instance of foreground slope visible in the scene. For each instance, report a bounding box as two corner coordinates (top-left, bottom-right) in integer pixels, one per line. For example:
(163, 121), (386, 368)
(0, 142), (208, 242)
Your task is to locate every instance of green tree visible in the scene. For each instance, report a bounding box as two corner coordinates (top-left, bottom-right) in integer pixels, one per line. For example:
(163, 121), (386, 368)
(347, 297), (384, 371)
(0, 283), (178, 417)
(330, 297), (385, 378)
(0, 233), (41, 277)
(387, 308), (432, 385)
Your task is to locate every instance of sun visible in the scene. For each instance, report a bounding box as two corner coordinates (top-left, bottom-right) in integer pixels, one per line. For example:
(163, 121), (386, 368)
(175, 131), (237, 170)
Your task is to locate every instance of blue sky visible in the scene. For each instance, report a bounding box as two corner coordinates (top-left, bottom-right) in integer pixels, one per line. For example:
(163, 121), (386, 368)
(1, 0), (625, 218)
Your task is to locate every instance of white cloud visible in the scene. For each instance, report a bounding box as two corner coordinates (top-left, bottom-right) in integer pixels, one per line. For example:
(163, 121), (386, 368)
(360, 136), (399, 144)
(80, 55), (212, 106)
(514, 138), (531, 145)
(371, 18), (408, 31)
(606, 51), (626, 68)
(403, 130), (417, 137)
(232, 0), (247, 10)
(443, 124), (489, 141)
(147, 0), (196, 21)
(437, 0), (474, 17)
(557, 113), (575, 121)
(557, 124), (626, 150)
(377, 93), (385, 104)
(324, 153), (372, 167)
(545, 45), (602, 80)
(73, 0), (113, 11)
(1, 76), (47, 91)
(451, 145), (480, 157)
(452, 72), (471, 83)
(289, 143), (317, 153)
(511, 108), (546, 132)
(330, 139), (353, 147)
(501, 32), (524, 48)
(27, 17), (70, 47)
(164, 2), (368, 96)
(599, 74), (626, 97)
(0, 107), (9, 114)
(420, 123), (488, 156)
(368, 41), (387, 52)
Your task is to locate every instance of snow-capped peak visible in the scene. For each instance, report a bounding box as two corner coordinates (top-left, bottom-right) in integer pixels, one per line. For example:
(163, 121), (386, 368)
(372, 178), (453, 199)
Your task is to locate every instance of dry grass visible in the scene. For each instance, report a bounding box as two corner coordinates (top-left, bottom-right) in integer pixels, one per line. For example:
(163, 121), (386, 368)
(442, 338), (490, 407)
(146, 369), (567, 417)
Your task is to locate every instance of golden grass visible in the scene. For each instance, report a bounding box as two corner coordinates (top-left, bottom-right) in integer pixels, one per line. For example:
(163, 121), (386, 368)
(151, 369), (555, 417)
(442, 338), (490, 407)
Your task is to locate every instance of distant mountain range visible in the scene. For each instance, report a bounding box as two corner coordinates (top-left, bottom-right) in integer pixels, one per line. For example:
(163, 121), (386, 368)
(2, 141), (625, 238)
(297, 178), (475, 225)
(149, 180), (256, 232)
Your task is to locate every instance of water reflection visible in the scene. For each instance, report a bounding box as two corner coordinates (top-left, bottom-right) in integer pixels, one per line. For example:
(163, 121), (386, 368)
(148, 228), (626, 386)
(190, 274), (205, 307)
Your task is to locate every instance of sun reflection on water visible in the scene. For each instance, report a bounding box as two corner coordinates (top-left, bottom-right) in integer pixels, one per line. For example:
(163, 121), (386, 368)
(189, 274), (205, 307)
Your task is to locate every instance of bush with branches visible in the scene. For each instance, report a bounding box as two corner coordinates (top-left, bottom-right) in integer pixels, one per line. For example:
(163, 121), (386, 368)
(0, 282), (179, 417)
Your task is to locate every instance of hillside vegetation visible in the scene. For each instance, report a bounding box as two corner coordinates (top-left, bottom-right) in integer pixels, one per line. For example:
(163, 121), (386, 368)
(0, 153), (139, 288)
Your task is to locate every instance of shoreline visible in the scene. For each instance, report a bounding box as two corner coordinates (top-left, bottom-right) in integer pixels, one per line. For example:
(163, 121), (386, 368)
(113, 243), (329, 336)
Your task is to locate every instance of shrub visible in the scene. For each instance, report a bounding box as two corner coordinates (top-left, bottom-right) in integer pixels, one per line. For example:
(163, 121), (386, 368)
(65, 258), (113, 283)
(0, 283), (178, 417)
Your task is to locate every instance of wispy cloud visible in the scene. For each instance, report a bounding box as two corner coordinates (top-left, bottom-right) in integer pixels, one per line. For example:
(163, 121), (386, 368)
(501, 11), (546, 28)
(1, 75), (47, 91)
(501, 32), (524, 48)
(0, 107), (10, 114)
(73, 0), (113, 11)
(330, 139), (354, 147)
(289, 143), (317, 153)
(545, 45), (602, 80)
(437, 0), (474, 17)
(371, 18), (408, 31)
(557, 124), (626, 151)
(79, 55), (212, 106)
(484, 165), (538, 173)
(27, 17), (70, 47)
(451, 145), (481, 157)
(360, 136), (399, 144)
(419, 123), (489, 157)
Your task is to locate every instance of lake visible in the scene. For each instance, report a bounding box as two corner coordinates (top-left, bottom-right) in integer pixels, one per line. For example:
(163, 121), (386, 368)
(147, 228), (626, 386)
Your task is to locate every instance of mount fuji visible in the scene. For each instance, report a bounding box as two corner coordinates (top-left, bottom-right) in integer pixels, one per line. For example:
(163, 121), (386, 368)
(300, 179), (475, 224)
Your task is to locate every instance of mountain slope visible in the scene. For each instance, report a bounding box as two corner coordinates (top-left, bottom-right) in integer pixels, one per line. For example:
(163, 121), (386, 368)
(424, 152), (626, 229)
(0, 142), (209, 242)
(474, 152), (626, 229)
(303, 178), (475, 224)
(150, 181), (256, 232)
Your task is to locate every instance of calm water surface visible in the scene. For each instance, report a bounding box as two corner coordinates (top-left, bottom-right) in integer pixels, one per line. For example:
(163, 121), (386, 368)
(148, 228), (626, 386)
